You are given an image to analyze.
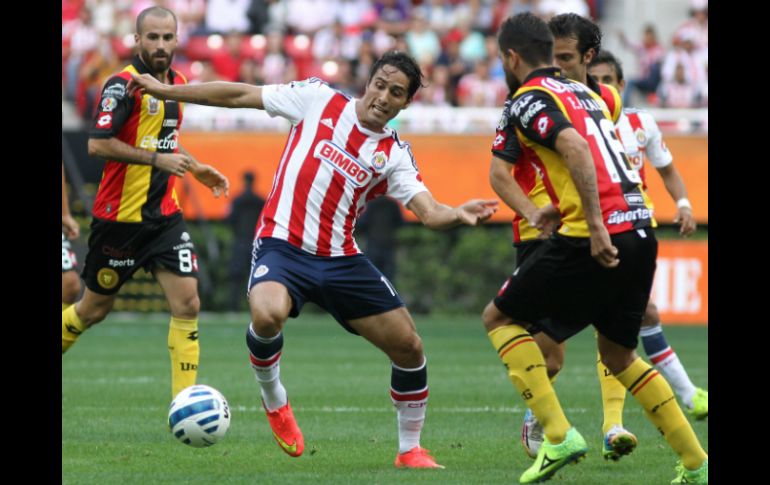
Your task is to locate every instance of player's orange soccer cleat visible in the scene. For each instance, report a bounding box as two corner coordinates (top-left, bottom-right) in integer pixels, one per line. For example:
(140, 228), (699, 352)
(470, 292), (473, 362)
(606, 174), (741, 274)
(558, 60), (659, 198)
(394, 447), (445, 469)
(263, 400), (304, 457)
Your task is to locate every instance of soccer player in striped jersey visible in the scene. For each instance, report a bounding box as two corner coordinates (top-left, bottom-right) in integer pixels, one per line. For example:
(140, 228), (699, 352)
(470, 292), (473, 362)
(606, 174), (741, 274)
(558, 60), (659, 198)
(128, 50), (498, 468)
(61, 7), (230, 402)
(483, 13), (707, 483)
(588, 49), (708, 420)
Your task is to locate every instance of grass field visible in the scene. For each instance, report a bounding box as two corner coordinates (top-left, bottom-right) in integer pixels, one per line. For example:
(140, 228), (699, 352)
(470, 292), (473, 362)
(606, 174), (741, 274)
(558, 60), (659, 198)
(62, 313), (708, 484)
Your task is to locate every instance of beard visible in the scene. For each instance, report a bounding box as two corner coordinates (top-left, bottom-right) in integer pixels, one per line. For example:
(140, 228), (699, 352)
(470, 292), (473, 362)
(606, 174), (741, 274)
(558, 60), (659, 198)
(140, 48), (174, 74)
(504, 69), (521, 93)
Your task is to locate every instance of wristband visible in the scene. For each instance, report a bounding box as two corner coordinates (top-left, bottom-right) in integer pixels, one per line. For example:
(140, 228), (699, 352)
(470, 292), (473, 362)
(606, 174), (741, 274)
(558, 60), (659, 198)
(676, 198), (691, 210)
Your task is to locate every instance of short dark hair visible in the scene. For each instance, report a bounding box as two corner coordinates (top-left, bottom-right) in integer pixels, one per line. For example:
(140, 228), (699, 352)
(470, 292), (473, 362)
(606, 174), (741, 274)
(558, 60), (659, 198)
(497, 13), (554, 66)
(589, 50), (624, 83)
(136, 6), (177, 34)
(548, 13), (602, 58)
(368, 50), (425, 101)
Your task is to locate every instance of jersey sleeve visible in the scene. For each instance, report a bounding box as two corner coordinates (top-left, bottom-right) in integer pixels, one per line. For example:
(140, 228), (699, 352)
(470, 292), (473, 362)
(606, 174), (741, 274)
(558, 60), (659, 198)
(385, 142), (429, 206)
(261, 77), (328, 125)
(511, 90), (572, 151)
(643, 114), (673, 168)
(89, 75), (134, 138)
(491, 97), (523, 163)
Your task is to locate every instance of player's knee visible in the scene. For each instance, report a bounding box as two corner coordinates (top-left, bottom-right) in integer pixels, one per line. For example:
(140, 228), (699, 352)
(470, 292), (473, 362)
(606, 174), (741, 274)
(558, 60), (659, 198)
(642, 302), (660, 328)
(173, 293), (200, 319)
(250, 306), (286, 336)
(62, 275), (81, 305)
(481, 301), (507, 332)
(600, 351), (636, 376)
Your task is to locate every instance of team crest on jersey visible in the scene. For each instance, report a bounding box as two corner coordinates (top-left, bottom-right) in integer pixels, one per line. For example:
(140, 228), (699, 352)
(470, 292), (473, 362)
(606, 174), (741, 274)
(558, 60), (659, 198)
(147, 96), (160, 115)
(253, 265), (269, 278)
(635, 128), (647, 145)
(372, 151), (388, 170)
(97, 268), (119, 290)
(101, 96), (117, 112)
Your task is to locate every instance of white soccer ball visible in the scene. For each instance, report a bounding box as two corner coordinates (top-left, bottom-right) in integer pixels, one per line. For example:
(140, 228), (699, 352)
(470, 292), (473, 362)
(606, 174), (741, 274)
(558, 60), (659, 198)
(168, 385), (231, 447)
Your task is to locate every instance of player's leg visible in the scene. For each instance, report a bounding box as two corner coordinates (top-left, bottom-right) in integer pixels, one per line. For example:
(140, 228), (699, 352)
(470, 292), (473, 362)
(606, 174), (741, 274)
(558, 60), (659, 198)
(346, 307), (443, 469)
(246, 280), (303, 457)
(640, 301), (707, 419)
(62, 271), (81, 310)
(154, 268), (201, 398)
(62, 288), (116, 353)
(598, 334), (707, 479)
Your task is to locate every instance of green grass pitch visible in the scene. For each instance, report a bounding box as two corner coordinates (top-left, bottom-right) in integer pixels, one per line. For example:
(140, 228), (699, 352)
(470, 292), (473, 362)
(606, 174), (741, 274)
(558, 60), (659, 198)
(62, 313), (708, 484)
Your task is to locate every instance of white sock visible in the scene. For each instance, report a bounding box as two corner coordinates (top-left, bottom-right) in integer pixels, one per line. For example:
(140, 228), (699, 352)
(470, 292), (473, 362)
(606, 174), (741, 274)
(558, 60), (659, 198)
(391, 359), (428, 453)
(640, 325), (697, 407)
(248, 327), (288, 411)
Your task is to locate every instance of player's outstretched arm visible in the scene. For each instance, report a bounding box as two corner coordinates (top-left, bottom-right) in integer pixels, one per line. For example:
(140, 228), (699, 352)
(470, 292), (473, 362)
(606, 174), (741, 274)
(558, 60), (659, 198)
(555, 128), (619, 268)
(407, 192), (498, 230)
(489, 156), (560, 238)
(127, 72), (264, 109)
(178, 145), (230, 198)
(656, 164), (696, 237)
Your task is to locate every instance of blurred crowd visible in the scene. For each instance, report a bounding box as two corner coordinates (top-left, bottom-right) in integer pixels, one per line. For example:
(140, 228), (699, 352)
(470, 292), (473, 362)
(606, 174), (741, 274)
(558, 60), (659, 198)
(62, 0), (707, 119)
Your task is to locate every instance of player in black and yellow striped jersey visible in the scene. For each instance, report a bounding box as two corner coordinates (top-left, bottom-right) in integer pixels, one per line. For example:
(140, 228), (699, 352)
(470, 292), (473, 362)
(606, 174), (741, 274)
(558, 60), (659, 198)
(61, 6), (230, 400)
(482, 13), (707, 484)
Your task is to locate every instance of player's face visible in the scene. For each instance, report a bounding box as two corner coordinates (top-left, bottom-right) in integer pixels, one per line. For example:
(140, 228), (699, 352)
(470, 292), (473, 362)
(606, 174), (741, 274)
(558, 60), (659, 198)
(588, 62), (623, 92)
(553, 36), (588, 83)
(360, 65), (411, 131)
(500, 50), (521, 93)
(136, 15), (178, 75)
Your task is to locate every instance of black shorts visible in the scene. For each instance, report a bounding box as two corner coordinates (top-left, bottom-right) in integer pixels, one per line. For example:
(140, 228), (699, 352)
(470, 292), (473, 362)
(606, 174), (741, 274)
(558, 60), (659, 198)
(62, 233), (78, 273)
(494, 228), (658, 349)
(82, 213), (198, 295)
(248, 238), (405, 335)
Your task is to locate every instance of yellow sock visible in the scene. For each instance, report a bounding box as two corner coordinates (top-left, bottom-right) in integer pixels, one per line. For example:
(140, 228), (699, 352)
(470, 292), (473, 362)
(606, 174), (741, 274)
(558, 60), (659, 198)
(62, 304), (87, 354)
(616, 358), (707, 469)
(597, 352), (627, 434)
(488, 325), (571, 443)
(168, 316), (200, 398)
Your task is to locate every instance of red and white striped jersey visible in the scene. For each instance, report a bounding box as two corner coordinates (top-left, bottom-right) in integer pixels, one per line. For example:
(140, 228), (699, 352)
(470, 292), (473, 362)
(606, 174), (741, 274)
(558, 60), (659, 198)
(616, 108), (673, 188)
(256, 78), (429, 257)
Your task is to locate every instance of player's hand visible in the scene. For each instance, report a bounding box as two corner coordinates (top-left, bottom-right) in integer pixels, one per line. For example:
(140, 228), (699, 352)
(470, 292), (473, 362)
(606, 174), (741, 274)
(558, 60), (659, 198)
(529, 204), (561, 240)
(590, 227), (620, 268)
(191, 163), (230, 198)
(62, 214), (80, 240)
(155, 153), (192, 177)
(456, 199), (499, 226)
(673, 207), (696, 237)
(127, 72), (164, 98)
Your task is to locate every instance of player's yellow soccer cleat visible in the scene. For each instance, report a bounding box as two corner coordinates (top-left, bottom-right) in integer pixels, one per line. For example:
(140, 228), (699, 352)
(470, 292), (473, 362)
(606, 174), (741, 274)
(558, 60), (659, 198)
(394, 447), (445, 469)
(263, 400), (304, 457)
(520, 427), (587, 484)
(671, 459), (708, 484)
(687, 388), (708, 420)
(602, 425), (638, 461)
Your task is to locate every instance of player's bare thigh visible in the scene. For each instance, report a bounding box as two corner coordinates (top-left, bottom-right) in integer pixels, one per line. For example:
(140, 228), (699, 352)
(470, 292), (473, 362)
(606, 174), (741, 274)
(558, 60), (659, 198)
(346, 307), (423, 368)
(248, 281), (293, 337)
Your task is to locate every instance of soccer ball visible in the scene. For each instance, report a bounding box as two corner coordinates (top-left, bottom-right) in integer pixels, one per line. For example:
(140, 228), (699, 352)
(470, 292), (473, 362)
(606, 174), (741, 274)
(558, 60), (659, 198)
(168, 385), (231, 447)
(521, 409), (543, 458)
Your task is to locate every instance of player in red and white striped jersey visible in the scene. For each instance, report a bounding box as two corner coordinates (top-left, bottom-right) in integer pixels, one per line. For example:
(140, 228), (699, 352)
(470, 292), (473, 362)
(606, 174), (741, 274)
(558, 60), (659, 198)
(128, 51), (498, 468)
(589, 50), (707, 420)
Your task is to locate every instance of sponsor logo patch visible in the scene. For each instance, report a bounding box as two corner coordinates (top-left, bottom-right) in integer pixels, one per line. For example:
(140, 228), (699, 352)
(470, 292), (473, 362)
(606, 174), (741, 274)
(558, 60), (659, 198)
(101, 96), (117, 112)
(314, 140), (373, 187)
(533, 112), (554, 137)
(96, 113), (112, 128)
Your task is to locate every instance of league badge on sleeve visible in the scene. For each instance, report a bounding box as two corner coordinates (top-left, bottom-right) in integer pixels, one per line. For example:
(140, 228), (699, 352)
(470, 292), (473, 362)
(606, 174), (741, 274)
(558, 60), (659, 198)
(101, 96), (118, 112)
